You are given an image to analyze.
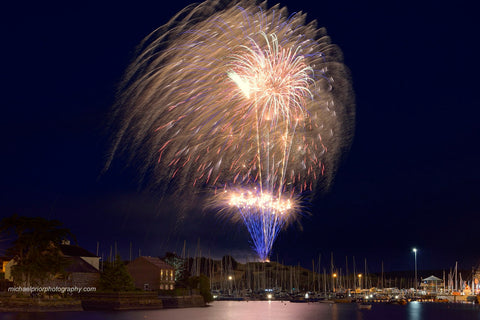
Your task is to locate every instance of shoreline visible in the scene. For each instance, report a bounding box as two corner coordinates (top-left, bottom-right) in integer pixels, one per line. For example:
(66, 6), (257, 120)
(0, 293), (206, 312)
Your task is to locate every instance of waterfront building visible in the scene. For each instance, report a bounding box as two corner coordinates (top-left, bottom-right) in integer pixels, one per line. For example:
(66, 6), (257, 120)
(127, 256), (175, 291)
(3, 242), (100, 288)
(420, 275), (443, 293)
(44, 243), (100, 288)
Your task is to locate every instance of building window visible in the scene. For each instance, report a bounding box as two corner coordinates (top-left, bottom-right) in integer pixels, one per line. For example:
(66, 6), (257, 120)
(160, 284), (164, 290)
(144, 283), (150, 291)
(170, 284), (174, 290)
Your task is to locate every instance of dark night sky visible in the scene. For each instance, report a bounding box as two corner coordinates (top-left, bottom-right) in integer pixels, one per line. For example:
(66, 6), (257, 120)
(1, 0), (478, 273)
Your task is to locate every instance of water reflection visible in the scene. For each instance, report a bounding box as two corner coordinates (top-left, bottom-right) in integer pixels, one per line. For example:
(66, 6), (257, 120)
(332, 303), (338, 320)
(356, 309), (364, 320)
(407, 301), (422, 320)
(1, 301), (480, 320)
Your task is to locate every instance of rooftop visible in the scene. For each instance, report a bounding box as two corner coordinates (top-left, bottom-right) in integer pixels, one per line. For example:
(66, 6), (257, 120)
(59, 244), (98, 258)
(65, 256), (99, 273)
(136, 256), (174, 270)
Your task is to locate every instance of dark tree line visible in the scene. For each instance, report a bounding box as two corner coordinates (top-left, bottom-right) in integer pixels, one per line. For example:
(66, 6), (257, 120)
(0, 214), (74, 286)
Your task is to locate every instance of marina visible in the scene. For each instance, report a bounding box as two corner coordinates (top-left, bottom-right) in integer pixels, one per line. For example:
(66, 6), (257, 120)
(201, 255), (480, 306)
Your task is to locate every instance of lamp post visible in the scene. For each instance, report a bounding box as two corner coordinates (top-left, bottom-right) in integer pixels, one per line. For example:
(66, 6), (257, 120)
(413, 248), (417, 292)
(358, 274), (362, 291)
(228, 275), (233, 295)
(333, 273), (337, 293)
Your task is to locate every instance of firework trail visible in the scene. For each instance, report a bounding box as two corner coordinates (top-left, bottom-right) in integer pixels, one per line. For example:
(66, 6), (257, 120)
(108, 0), (355, 261)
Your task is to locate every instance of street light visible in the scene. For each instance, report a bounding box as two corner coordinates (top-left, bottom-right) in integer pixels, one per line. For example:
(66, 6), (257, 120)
(333, 273), (337, 293)
(412, 248), (417, 292)
(228, 275), (233, 295)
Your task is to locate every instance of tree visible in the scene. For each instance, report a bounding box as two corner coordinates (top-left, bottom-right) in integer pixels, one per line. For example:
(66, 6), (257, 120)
(163, 252), (189, 285)
(99, 255), (135, 292)
(0, 214), (74, 286)
(198, 274), (213, 303)
(188, 274), (213, 303)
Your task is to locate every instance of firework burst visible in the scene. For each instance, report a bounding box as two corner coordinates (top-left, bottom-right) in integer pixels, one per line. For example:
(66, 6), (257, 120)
(108, 0), (355, 261)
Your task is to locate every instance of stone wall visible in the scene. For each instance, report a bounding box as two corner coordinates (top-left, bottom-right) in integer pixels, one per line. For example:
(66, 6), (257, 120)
(81, 292), (163, 310)
(80, 293), (205, 310)
(161, 295), (205, 308)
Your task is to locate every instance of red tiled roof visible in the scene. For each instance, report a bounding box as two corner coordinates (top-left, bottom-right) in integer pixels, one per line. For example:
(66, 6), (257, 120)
(139, 256), (174, 270)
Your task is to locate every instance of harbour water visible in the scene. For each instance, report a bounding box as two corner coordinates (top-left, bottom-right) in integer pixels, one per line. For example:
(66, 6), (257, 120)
(1, 301), (479, 320)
